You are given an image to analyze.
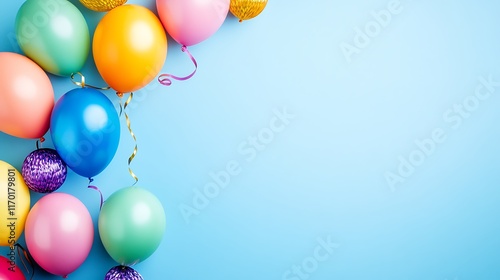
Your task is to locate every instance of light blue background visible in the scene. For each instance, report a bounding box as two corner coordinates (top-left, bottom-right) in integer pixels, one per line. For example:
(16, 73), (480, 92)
(1, 0), (500, 279)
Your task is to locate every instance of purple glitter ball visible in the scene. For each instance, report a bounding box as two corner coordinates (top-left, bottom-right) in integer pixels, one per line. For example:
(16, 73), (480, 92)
(105, 266), (144, 280)
(22, 148), (67, 193)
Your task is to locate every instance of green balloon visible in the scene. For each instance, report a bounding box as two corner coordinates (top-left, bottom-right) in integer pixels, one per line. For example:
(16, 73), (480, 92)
(98, 187), (166, 265)
(15, 0), (90, 76)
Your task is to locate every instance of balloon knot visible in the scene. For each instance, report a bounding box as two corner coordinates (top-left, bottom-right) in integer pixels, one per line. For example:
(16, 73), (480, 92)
(239, 19), (243, 23)
(181, 45), (187, 52)
(116, 92), (124, 98)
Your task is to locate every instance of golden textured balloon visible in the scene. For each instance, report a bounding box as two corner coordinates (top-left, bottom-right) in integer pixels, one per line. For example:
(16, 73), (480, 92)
(230, 0), (268, 22)
(79, 0), (127, 12)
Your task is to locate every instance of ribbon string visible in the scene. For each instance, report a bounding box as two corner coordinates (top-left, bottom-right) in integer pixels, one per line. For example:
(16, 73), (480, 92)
(87, 177), (104, 209)
(36, 137), (45, 150)
(117, 92), (139, 185)
(15, 243), (35, 280)
(70, 72), (111, 90)
(158, 45), (198, 86)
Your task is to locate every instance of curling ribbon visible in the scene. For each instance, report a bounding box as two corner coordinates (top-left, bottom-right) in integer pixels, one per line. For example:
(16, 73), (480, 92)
(87, 178), (104, 210)
(158, 45), (198, 86)
(15, 243), (35, 280)
(117, 92), (139, 185)
(70, 72), (111, 90)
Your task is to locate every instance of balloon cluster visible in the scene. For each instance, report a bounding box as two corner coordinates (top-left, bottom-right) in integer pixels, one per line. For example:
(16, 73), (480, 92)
(0, 0), (267, 278)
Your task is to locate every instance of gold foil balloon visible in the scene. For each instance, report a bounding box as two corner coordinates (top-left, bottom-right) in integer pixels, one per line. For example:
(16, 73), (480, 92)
(79, 0), (127, 12)
(230, 0), (268, 22)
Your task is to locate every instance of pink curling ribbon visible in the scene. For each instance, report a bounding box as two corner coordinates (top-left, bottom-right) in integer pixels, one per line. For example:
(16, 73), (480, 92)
(87, 177), (104, 210)
(158, 45), (198, 86)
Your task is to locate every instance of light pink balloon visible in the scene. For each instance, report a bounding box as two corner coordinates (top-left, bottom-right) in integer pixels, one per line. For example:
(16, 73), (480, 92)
(156, 0), (230, 47)
(25, 193), (94, 278)
(0, 52), (54, 139)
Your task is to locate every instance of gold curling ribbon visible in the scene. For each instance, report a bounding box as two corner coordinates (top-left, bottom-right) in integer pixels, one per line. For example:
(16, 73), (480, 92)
(117, 92), (138, 185)
(70, 72), (111, 90)
(230, 0), (268, 22)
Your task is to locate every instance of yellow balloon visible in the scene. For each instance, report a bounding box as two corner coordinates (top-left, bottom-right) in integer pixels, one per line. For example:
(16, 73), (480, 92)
(79, 0), (127, 12)
(230, 0), (268, 22)
(0, 161), (30, 247)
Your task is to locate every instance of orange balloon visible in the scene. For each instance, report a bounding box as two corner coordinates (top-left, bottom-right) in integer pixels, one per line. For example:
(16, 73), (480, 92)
(93, 5), (167, 93)
(0, 52), (54, 139)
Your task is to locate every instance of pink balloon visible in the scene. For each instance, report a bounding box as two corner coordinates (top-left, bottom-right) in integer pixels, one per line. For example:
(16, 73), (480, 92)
(156, 0), (230, 47)
(0, 52), (54, 139)
(25, 193), (93, 277)
(0, 256), (26, 280)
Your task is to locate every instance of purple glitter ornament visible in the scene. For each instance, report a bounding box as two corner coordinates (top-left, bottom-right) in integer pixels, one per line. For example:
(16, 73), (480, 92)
(22, 148), (67, 193)
(105, 266), (144, 280)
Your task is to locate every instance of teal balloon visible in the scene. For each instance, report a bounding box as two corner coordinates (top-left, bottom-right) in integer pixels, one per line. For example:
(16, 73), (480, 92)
(15, 0), (90, 76)
(99, 187), (166, 265)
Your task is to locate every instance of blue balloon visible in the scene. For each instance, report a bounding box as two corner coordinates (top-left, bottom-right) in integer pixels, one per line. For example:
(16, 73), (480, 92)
(50, 88), (120, 178)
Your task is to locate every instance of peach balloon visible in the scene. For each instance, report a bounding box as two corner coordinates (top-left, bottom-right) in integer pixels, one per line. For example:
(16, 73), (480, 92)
(0, 52), (54, 139)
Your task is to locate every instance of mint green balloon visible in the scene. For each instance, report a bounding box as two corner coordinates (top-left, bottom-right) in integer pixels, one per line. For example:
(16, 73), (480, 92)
(15, 0), (90, 76)
(98, 187), (166, 265)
